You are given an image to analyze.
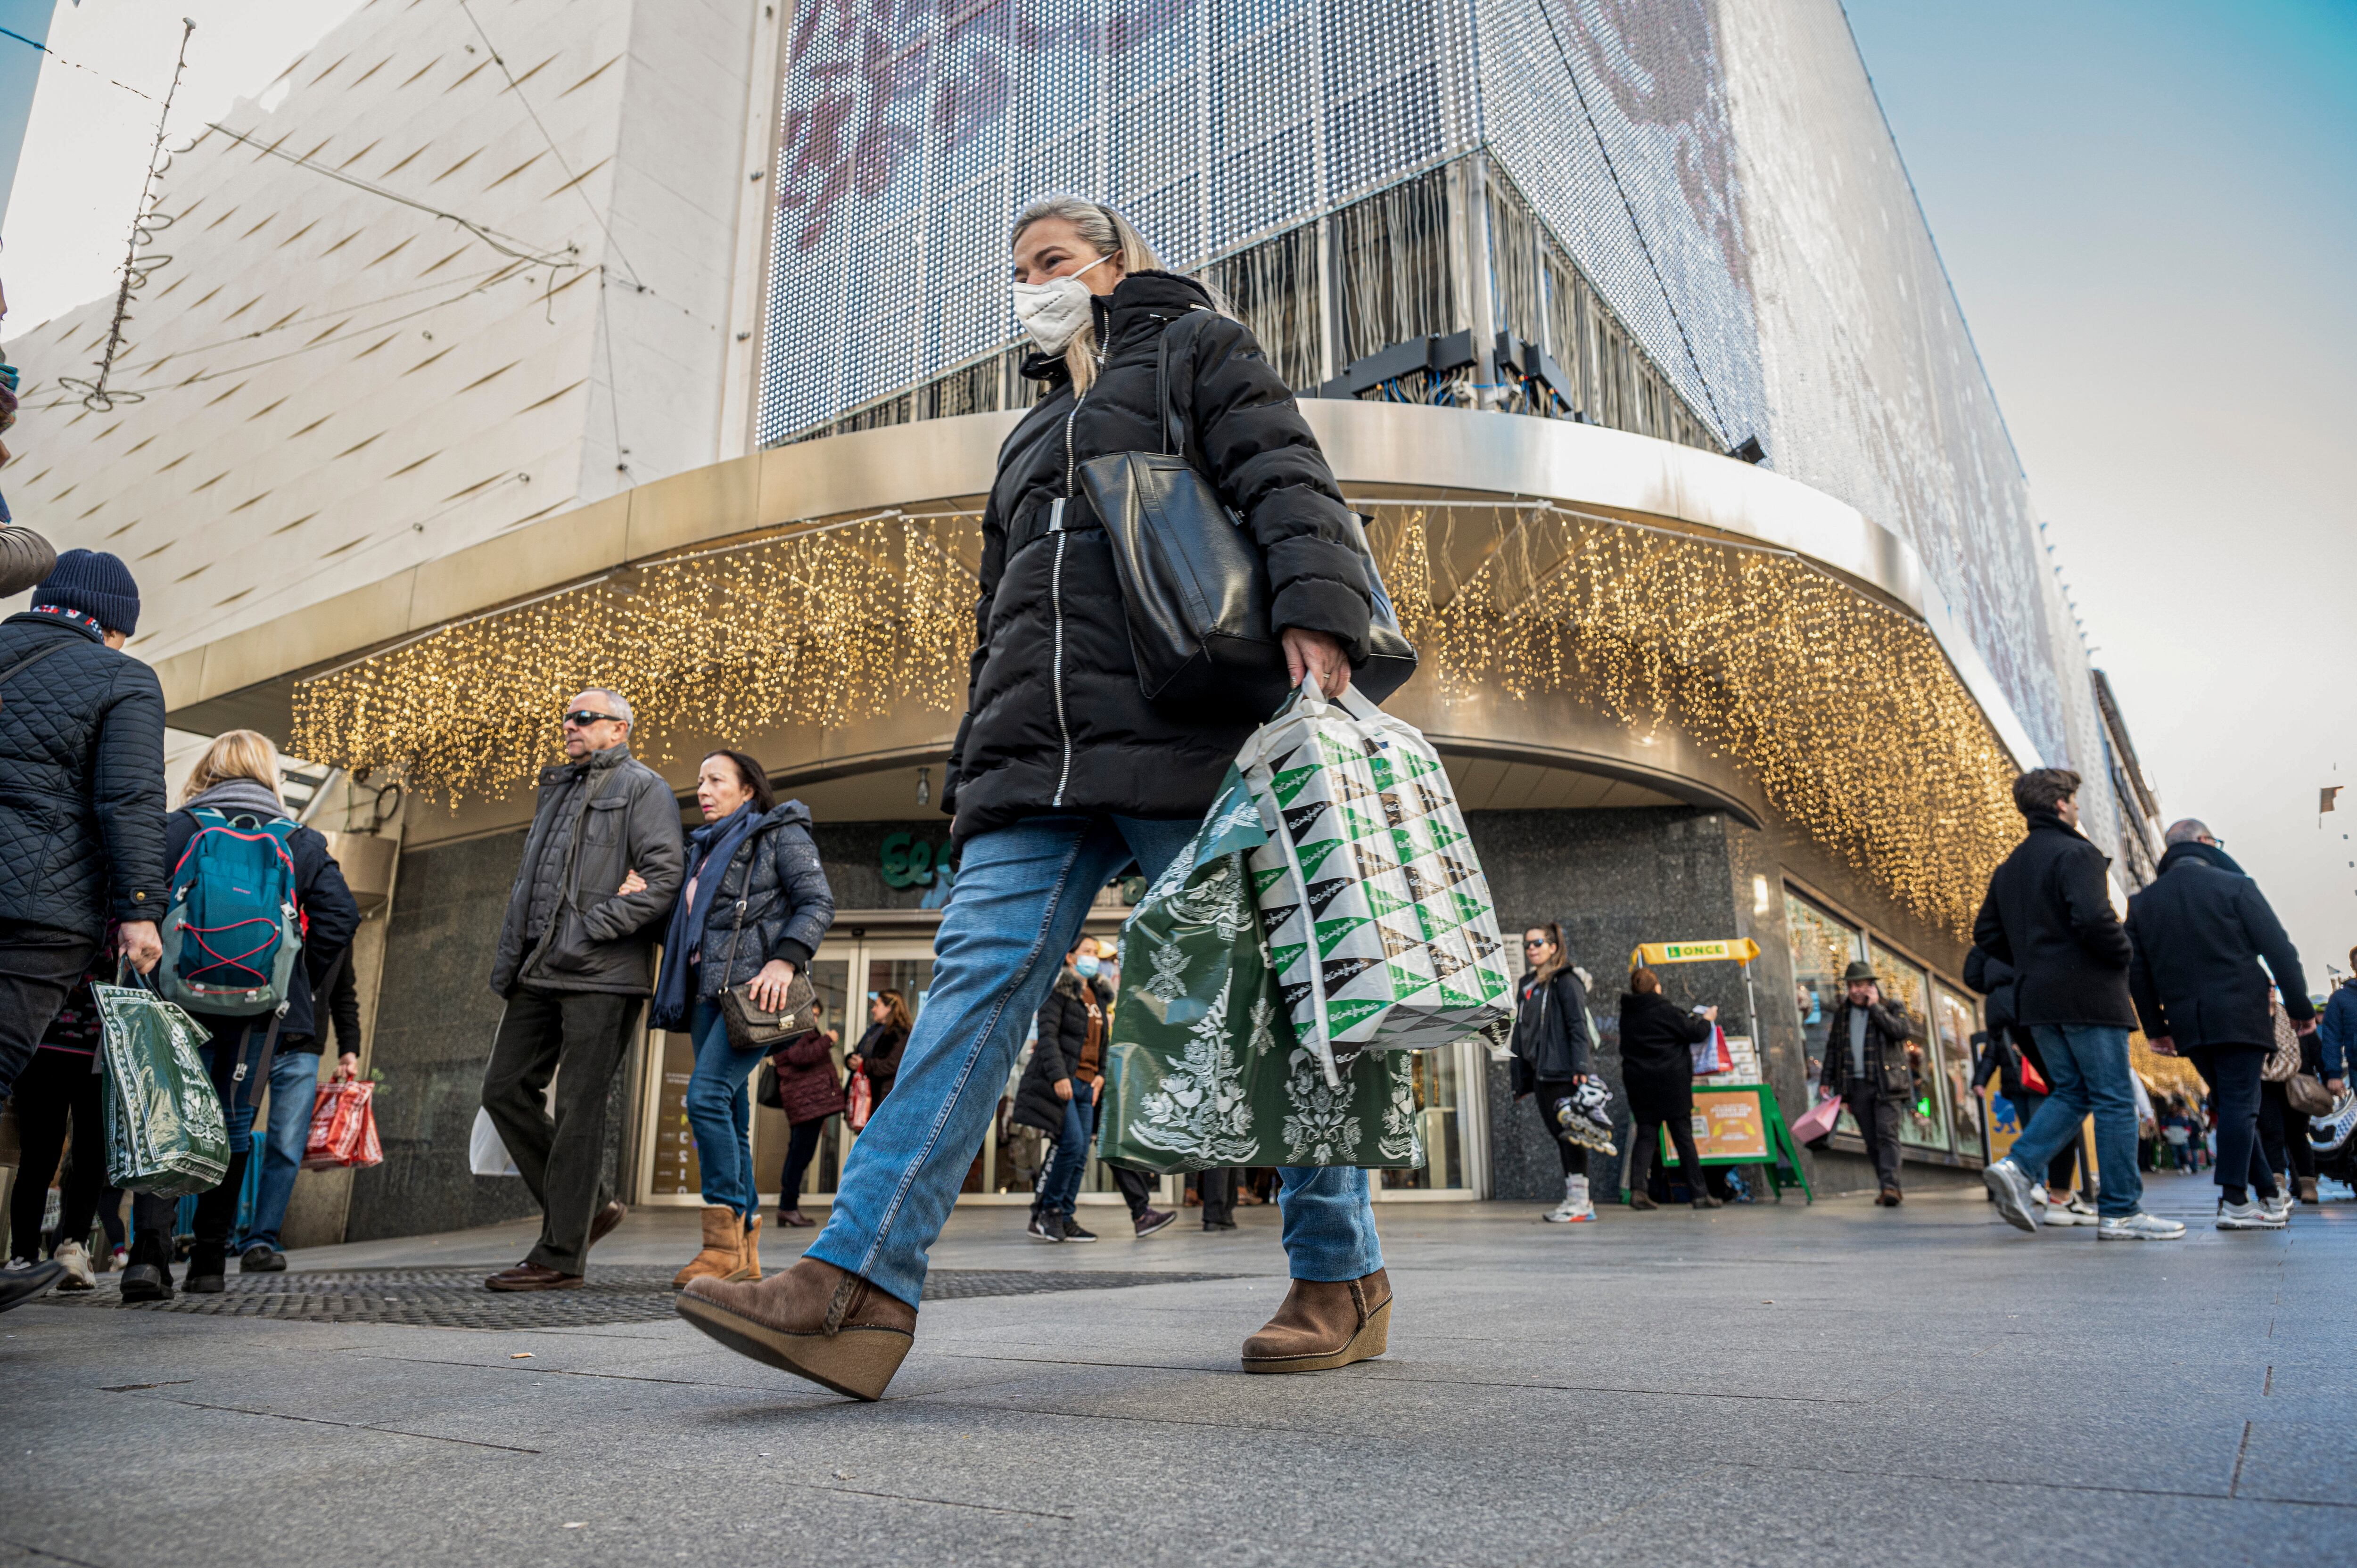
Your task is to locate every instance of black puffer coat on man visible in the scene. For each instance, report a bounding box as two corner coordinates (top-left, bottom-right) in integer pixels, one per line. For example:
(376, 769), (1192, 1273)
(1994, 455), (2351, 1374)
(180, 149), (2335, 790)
(943, 271), (1372, 840)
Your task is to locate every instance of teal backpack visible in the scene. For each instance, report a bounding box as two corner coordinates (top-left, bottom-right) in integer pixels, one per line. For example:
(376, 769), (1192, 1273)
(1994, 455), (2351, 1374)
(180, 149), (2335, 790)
(158, 806), (305, 1017)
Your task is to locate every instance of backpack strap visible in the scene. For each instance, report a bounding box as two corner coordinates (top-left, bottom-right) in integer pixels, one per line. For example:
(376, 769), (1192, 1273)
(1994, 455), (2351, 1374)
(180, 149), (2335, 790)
(0, 639), (71, 709)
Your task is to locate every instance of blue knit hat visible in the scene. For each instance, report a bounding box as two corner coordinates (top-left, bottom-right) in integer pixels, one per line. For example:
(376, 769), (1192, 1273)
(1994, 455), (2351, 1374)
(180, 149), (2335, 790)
(35, 549), (140, 635)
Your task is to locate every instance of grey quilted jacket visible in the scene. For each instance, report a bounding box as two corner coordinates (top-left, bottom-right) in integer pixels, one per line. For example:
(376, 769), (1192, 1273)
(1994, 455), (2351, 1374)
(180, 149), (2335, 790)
(490, 743), (684, 998)
(0, 610), (167, 936)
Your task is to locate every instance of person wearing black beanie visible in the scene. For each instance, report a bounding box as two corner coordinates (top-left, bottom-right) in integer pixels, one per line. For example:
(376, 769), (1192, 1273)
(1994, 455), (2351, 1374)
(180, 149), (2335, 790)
(0, 549), (168, 1217)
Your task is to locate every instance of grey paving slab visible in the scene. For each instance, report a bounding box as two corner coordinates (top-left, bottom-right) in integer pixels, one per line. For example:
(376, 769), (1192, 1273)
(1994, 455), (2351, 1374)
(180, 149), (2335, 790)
(3, 1173), (2353, 1567)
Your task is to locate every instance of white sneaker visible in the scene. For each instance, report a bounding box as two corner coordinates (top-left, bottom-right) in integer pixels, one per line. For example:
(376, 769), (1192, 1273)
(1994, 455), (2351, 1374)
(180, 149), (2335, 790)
(2260, 1192), (2294, 1225)
(1543, 1174), (1595, 1223)
(1982, 1160), (2041, 1232)
(2218, 1199), (2286, 1231)
(2096, 1210), (2186, 1240)
(2043, 1195), (2099, 1227)
(51, 1241), (95, 1292)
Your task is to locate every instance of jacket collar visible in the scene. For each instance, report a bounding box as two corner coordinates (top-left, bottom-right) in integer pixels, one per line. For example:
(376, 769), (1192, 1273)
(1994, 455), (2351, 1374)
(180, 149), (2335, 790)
(2023, 808), (2089, 844)
(185, 779), (289, 821)
(6, 606), (105, 643)
(2158, 838), (2246, 878)
(538, 741), (632, 788)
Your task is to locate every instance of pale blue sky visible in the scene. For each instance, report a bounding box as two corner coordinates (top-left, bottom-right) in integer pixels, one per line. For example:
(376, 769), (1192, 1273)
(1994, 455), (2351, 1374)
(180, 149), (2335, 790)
(1845, 0), (2357, 983)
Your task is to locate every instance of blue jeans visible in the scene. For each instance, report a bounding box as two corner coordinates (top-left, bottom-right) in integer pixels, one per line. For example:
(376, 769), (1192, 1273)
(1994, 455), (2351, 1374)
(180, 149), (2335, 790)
(810, 814), (1385, 1307)
(1039, 1078), (1096, 1216)
(240, 1047), (323, 1250)
(2002, 1024), (2144, 1218)
(684, 998), (767, 1219)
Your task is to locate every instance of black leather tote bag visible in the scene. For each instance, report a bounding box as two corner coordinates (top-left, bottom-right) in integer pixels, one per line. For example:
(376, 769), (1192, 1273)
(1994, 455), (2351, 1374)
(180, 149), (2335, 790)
(1076, 309), (1417, 712)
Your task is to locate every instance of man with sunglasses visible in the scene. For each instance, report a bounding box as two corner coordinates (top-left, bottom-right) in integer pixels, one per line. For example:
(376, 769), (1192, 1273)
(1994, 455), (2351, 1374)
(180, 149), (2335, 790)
(481, 690), (683, 1290)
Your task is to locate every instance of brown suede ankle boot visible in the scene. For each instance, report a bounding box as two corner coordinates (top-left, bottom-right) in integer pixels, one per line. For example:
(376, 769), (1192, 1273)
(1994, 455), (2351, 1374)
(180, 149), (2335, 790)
(674, 1206), (745, 1290)
(1240, 1269), (1391, 1374)
(734, 1214), (762, 1282)
(677, 1255), (917, 1400)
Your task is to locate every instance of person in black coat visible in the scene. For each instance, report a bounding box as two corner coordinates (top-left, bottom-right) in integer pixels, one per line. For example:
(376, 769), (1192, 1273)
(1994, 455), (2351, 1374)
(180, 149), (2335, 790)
(122, 733), (360, 1302)
(0, 551), (166, 1108)
(1816, 960), (1917, 1206)
(1016, 939), (1110, 1240)
(1965, 949), (2087, 1217)
(846, 989), (910, 1110)
(1972, 767), (2179, 1239)
(1508, 924), (1597, 1221)
(676, 198), (1389, 1398)
(1618, 969), (1719, 1211)
(2126, 820), (2315, 1225)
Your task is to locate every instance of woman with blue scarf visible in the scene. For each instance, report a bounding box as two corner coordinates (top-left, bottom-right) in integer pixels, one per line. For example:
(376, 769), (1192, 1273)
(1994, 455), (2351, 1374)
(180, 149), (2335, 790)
(650, 750), (835, 1289)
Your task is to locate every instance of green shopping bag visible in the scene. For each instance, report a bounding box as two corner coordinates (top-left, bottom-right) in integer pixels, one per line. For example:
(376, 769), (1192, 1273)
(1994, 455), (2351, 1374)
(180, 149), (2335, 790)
(1100, 770), (1426, 1174)
(96, 979), (230, 1198)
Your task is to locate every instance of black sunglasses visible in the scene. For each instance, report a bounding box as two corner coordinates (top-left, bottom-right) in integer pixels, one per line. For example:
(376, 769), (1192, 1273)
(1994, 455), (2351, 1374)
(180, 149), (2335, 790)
(562, 710), (621, 728)
(1523, 937), (1552, 947)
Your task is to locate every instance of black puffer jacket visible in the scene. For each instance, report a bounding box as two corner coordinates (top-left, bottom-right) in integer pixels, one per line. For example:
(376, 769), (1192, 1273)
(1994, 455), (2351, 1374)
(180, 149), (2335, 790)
(669, 801), (836, 1012)
(943, 271), (1372, 841)
(2126, 841), (2313, 1049)
(1014, 969), (1104, 1135)
(1970, 810), (2135, 1028)
(1509, 967), (1591, 1090)
(0, 609), (166, 936)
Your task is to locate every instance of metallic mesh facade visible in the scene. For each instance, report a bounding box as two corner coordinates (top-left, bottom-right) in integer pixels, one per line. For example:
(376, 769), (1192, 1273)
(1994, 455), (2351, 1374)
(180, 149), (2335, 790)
(757, 0), (1476, 444)
(757, 0), (2111, 821)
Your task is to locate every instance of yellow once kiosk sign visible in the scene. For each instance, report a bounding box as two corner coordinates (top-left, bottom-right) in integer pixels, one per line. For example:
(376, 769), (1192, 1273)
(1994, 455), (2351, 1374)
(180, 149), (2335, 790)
(1630, 938), (1761, 967)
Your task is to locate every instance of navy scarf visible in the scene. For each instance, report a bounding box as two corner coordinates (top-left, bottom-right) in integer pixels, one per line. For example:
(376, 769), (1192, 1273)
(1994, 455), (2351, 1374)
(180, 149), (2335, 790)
(652, 803), (759, 1029)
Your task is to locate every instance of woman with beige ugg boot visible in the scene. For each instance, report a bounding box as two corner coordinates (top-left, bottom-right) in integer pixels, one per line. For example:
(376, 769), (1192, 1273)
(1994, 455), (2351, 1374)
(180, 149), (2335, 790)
(650, 750), (836, 1289)
(675, 196), (1386, 1399)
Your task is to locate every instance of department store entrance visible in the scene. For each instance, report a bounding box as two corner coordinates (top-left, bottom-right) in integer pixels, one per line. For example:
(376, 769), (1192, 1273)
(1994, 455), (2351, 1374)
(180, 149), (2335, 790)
(637, 909), (1487, 1209)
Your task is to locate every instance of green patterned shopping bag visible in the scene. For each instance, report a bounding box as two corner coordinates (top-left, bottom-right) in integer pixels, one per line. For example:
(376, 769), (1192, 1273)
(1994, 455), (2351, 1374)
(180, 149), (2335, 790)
(1239, 679), (1513, 1085)
(1100, 770), (1426, 1174)
(95, 980), (230, 1198)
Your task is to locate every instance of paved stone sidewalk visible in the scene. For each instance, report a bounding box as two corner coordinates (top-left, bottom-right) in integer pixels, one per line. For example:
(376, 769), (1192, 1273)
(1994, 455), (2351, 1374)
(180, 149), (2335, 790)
(4, 1173), (2351, 1566)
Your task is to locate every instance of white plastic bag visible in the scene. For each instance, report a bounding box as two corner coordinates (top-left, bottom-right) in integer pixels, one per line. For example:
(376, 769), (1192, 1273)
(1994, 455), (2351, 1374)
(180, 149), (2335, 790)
(1238, 677), (1512, 1084)
(469, 1106), (519, 1177)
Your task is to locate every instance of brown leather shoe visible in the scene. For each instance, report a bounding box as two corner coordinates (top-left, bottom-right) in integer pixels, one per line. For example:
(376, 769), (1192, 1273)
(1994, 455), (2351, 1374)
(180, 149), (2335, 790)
(484, 1263), (584, 1292)
(678, 1256), (915, 1400)
(587, 1200), (627, 1250)
(1241, 1269), (1390, 1374)
(777, 1209), (817, 1229)
(1879, 1186), (1904, 1207)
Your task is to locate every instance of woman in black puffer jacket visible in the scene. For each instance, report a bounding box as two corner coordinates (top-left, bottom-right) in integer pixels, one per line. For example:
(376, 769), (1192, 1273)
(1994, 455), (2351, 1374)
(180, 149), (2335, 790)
(651, 750), (835, 1289)
(676, 197), (1386, 1398)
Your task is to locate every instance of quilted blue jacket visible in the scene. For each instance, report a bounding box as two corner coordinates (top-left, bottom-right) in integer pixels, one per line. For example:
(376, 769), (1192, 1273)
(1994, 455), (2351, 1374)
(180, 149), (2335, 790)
(0, 609), (166, 936)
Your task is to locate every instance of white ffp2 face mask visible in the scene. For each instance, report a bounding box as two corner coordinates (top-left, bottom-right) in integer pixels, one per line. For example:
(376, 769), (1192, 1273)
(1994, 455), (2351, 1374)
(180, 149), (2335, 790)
(1011, 252), (1113, 353)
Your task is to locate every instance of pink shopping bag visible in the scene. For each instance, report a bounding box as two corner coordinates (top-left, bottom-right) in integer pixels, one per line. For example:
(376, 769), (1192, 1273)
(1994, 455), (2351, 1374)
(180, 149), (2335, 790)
(1792, 1093), (1842, 1145)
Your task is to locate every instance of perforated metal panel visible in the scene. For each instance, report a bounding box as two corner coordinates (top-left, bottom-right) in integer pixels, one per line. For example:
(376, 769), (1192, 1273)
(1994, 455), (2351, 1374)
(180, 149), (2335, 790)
(757, 0), (1473, 445)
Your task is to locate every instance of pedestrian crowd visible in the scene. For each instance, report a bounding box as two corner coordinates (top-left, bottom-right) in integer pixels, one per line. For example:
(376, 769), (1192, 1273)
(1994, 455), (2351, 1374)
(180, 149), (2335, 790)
(2, 191), (2348, 1407)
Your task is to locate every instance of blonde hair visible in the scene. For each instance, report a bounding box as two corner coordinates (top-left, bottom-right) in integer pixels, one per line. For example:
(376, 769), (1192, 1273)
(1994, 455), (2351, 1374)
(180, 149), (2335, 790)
(1010, 196), (1167, 395)
(182, 729), (284, 808)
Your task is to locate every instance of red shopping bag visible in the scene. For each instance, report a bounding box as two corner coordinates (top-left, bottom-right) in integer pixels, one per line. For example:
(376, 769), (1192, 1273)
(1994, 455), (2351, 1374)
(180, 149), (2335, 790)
(846, 1069), (873, 1132)
(302, 1078), (385, 1170)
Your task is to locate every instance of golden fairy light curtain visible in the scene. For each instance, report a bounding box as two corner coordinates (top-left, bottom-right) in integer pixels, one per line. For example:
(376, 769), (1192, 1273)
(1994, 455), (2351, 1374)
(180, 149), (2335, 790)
(1369, 503), (2019, 937)
(291, 500), (2019, 937)
(291, 512), (982, 803)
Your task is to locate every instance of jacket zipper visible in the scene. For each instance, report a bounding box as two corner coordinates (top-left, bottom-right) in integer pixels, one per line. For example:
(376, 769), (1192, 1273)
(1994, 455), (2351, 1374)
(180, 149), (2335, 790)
(1049, 394), (1083, 807)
